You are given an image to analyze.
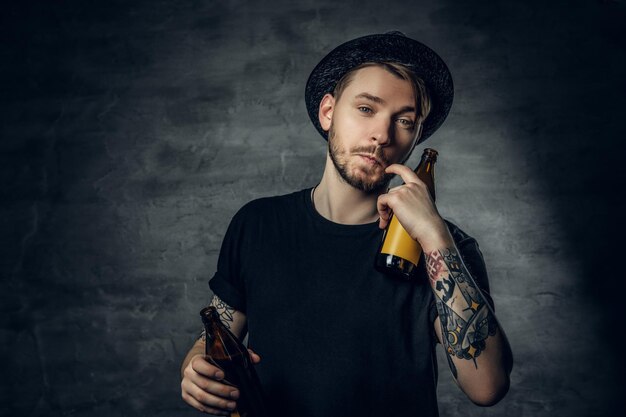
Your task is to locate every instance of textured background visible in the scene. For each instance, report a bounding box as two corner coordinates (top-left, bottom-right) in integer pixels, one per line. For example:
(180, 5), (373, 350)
(1, 0), (625, 416)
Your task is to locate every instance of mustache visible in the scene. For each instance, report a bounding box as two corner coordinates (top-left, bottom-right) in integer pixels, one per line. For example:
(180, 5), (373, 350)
(351, 146), (390, 165)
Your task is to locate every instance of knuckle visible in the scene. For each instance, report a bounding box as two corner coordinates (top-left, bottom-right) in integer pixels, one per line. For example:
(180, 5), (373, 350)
(206, 392), (231, 410)
(221, 399), (235, 410)
(191, 354), (203, 367)
(220, 385), (234, 396)
(194, 378), (206, 390)
(200, 378), (213, 391)
(198, 390), (215, 406)
(182, 378), (195, 394)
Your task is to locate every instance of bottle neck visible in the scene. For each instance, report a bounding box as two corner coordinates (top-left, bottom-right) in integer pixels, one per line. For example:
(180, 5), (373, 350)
(415, 149), (437, 200)
(200, 307), (222, 338)
(416, 157), (436, 175)
(200, 306), (245, 359)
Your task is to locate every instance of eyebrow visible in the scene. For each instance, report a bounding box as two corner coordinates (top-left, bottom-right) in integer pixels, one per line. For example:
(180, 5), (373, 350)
(354, 93), (416, 114)
(355, 92), (385, 105)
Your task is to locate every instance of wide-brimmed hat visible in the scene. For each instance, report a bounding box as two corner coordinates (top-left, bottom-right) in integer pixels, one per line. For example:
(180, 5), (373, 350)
(305, 31), (454, 143)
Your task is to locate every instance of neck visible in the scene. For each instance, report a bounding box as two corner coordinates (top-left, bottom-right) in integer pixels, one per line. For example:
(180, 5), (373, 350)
(312, 154), (383, 225)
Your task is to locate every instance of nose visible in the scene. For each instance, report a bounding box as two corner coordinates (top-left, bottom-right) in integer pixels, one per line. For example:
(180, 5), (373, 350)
(371, 117), (393, 146)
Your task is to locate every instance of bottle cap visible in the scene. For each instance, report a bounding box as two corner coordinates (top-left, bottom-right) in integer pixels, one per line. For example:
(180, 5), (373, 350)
(423, 148), (438, 160)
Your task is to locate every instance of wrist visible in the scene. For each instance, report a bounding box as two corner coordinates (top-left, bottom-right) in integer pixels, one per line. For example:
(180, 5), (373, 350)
(415, 218), (454, 252)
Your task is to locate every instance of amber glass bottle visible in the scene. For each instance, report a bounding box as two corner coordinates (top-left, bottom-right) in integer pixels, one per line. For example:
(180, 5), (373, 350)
(200, 307), (268, 417)
(375, 148), (438, 280)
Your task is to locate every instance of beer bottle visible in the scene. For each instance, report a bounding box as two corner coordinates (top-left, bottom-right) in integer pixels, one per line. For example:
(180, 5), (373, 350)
(200, 306), (268, 417)
(375, 148), (438, 280)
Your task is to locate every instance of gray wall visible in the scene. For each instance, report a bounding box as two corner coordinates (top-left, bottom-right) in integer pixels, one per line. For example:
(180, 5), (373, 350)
(2, 0), (624, 416)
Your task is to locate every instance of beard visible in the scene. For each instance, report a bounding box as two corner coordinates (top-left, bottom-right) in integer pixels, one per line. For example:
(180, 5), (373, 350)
(328, 124), (401, 194)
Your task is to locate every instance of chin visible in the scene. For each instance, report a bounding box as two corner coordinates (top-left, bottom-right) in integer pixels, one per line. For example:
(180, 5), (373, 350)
(350, 169), (381, 184)
(346, 171), (389, 193)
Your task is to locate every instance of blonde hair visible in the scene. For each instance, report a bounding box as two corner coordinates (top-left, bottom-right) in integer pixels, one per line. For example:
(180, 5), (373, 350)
(332, 61), (431, 125)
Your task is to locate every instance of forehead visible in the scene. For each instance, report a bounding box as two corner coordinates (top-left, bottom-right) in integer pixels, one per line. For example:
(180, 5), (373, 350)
(339, 66), (415, 105)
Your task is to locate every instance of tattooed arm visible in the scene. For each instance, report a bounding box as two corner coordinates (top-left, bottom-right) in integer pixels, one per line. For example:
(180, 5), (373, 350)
(378, 164), (513, 406)
(425, 237), (513, 405)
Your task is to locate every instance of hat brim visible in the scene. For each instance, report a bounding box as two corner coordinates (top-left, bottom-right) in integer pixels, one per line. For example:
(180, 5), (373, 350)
(305, 33), (454, 143)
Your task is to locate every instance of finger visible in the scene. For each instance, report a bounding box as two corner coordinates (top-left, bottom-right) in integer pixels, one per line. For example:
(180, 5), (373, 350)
(186, 379), (238, 411)
(187, 370), (239, 400)
(379, 215), (389, 230)
(248, 348), (262, 364)
(385, 164), (420, 185)
(376, 194), (393, 229)
(191, 355), (224, 380)
(182, 390), (229, 415)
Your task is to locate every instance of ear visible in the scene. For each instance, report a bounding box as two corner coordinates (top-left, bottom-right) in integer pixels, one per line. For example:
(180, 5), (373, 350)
(318, 93), (335, 132)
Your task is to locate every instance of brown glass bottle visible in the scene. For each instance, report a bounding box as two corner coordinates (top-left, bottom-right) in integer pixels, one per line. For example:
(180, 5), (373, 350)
(375, 148), (438, 280)
(200, 307), (268, 417)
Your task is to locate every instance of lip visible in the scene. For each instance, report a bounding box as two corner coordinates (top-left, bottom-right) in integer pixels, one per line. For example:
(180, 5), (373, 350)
(356, 154), (384, 166)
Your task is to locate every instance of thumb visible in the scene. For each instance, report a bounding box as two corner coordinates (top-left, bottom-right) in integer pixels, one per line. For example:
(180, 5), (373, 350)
(247, 348), (261, 364)
(376, 194), (392, 229)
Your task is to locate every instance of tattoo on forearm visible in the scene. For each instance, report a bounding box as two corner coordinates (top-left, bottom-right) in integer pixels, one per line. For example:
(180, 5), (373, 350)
(425, 247), (498, 367)
(209, 295), (236, 329)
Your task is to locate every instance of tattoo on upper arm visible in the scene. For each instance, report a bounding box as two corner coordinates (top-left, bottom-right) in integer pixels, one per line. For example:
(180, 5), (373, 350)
(426, 247), (498, 368)
(209, 295), (236, 329)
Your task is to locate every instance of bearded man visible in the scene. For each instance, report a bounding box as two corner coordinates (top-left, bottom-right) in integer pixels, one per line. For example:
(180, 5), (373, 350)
(180, 31), (513, 417)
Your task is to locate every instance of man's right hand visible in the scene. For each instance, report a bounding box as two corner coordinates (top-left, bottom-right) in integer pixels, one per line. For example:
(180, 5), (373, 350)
(181, 296), (255, 414)
(181, 354), (239, 416)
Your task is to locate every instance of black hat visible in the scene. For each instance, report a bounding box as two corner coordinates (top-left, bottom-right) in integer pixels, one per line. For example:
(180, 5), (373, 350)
(305, 31), (454, 143)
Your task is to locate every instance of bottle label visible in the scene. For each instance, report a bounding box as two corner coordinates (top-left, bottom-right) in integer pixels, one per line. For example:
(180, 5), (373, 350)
(380, 216), (422, 265)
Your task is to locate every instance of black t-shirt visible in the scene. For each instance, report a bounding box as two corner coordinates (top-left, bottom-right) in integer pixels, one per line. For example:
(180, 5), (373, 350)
(209, 188), (491, 417)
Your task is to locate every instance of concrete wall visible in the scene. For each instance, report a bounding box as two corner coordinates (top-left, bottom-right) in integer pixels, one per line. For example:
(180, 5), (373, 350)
(1, 0), (624, 416)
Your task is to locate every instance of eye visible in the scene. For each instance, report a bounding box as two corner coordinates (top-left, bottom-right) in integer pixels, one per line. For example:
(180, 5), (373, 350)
(358, 106), (373, 114)
(397, 118), (415, 130)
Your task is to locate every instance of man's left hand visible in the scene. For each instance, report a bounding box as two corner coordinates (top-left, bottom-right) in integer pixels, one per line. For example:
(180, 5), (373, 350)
(376, 164), (449, 249)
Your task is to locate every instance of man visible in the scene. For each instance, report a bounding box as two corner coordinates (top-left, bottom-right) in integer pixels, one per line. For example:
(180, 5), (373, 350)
(181, 32), (513, 416)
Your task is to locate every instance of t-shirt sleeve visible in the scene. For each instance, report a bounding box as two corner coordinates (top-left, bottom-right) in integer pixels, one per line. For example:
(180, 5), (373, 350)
(428, 222), (494, 327)
(208, 207), (250, 314)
